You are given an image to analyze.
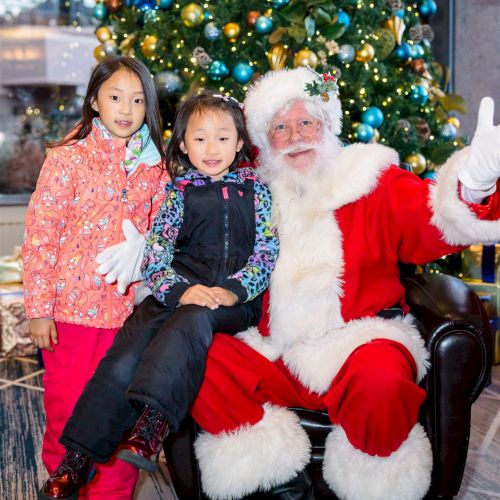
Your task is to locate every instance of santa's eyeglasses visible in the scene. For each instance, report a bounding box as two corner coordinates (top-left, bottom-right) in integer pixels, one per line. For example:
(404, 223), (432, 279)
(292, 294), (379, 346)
(270, 119), (321, 142)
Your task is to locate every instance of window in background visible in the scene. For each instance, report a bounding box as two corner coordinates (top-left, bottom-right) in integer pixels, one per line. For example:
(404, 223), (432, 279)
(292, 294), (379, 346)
(0, 0), (96, 201)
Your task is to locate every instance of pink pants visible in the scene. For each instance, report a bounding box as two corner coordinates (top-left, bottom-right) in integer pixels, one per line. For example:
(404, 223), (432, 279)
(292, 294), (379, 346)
(42, 322), (139, 500)
(192, 334), (426, 456)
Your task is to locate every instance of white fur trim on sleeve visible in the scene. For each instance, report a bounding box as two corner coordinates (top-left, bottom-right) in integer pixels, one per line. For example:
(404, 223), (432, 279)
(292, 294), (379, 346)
(323, 424), (432, 500)
(282, 315), (429, 394)
(430, 147), (500, 245)
(194, 404), (311, 499)
(235, 327), (283, 361)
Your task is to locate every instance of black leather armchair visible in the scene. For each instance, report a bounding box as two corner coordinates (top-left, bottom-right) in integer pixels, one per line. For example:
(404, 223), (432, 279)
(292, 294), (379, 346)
(164, 273), (493, 499)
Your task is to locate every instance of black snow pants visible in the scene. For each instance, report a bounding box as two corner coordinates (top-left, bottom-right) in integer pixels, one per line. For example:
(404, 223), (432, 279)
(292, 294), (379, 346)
(60, 294), (262, 462)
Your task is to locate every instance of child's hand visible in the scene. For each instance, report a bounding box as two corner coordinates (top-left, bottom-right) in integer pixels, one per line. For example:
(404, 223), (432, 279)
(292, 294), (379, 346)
(180, 285), (220, 310)
(211, 287), (238, 307)
(29, 318), (58, 352)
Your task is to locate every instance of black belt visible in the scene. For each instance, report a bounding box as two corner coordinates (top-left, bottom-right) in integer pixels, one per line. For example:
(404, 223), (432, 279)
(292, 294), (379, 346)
(376, 305), (404, 320)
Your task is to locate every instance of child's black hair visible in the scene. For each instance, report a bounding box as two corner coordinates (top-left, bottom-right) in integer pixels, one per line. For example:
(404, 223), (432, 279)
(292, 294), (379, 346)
(52, 56), (166, 167)
(165, 91), (252, 180)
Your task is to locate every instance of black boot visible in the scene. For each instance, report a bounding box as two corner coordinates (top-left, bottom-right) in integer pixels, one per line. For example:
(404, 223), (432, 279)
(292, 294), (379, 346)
(39, 449), (96, 499)
(117, 404), (169, 472)
(246, 470), (315, 500)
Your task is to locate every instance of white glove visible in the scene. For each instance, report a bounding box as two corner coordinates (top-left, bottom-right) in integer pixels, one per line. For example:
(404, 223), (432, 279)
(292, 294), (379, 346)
(133, 283), (153, 305)
(458, 97), (500, 194)
(96, 219), (147, 294)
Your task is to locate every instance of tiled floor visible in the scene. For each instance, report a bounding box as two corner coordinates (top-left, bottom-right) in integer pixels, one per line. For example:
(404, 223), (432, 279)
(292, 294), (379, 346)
(0, 355), (498, 500)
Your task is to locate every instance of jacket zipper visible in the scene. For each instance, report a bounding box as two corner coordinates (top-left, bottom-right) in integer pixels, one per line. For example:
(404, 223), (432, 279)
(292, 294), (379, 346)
(222, 185), (230, 270)
(106, 156), (129, 328)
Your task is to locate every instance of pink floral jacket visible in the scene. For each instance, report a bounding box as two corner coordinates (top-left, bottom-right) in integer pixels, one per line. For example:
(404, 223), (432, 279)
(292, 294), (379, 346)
(22, 124), (169, 328)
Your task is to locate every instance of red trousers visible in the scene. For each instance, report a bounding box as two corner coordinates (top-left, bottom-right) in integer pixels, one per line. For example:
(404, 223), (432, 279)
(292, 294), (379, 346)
(42, 322), (138, 500)
(192, 334), (426, 456)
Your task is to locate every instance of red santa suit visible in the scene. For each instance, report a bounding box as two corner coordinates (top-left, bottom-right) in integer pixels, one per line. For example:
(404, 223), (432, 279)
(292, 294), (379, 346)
(189, 68), (500, 500)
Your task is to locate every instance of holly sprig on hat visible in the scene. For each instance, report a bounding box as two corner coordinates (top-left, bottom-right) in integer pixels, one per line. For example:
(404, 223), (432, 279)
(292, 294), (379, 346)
(304, 70), (339, 102)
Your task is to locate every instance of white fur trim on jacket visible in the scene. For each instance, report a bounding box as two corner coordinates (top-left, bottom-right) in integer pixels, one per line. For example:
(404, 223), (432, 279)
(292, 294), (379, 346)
(323, 424), (432, 500)
(194, 404), (311, 500)
(430, 147), (500, 245)
(268, 144), (399, 351)
(282, 315), (429, 394)
(244, 67), (342, 151)
(235, 326), (283, 361)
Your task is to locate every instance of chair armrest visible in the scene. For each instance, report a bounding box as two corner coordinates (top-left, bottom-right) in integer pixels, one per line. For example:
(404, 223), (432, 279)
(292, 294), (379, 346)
(403, 273), (493, 400)
(403, 273), (494, 497)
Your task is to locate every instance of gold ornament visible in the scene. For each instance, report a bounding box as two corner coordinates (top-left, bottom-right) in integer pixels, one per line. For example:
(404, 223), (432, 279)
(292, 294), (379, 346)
(373, 129), (380, 142)
(246, 11), (260, 27)
(267, 43), (290, 71)
(104, 0), (122, 12)
(163, 129), (173, 140)
(181, 3), (204, 28)
(141, 35), (158, 57)
(293, 48), (318, 69)
(96, 26), (113, 43)
(223, 22), (241, 42)
(355, 43), (375, 62)
(404, 153), (427, 175)
(93, 44), (107, 62)
(119, 33), (138, 56)
(384, 15), (406, 45)
(447, 116), (460, 129)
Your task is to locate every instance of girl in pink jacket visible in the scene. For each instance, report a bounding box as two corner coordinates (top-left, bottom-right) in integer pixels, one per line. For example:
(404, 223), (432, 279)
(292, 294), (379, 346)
(22, 56), (169, 499)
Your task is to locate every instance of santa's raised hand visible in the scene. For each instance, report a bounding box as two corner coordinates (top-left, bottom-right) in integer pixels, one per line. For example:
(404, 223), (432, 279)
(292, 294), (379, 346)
(459, 97), (500, 197)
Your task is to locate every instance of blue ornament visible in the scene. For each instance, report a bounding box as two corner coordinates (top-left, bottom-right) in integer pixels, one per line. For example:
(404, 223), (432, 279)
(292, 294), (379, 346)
(394, 42), (411, 61)
(440, 123), (457, 141)
(204, 22), (221, 41)
(355, 123), (374, 143)
(232, 62), (254, 84)
(143, 9), (161, 24)
(422, 171), (437, 181)
(134, 0), (156, 10)
(154, 71), (182, 96)
(272, 0), (290, 9)
(337, 10), (350, 29)
(337, 44), (355, 63)
(394, 9), (405, 18)
(255, 16), (274, 34)
(410, 43), (425, 59)
(92, 4), (108, 20)
(207, 60), (230, 81)
(410, 85), (429, 105)
(419, 0), (437, 18)
(157, 0), (173, 8)
(361, 107), (384, 129)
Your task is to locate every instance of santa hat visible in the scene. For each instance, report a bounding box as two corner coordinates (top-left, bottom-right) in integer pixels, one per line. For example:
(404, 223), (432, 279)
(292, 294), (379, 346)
(244, 67), (343, 151)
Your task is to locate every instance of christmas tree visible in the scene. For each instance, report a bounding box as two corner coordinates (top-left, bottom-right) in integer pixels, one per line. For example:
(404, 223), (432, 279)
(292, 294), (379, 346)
(91, 0), (466, 175)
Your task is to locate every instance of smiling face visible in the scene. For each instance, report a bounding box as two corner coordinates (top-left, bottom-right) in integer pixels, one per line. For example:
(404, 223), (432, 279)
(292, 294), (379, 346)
(91, 68), (146, 145)
(180, 109), (243, 180)
(268, 100), (324, 171)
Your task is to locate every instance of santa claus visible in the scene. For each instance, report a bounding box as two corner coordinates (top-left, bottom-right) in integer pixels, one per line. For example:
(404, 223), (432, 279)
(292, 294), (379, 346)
(186, 67), (500, 500)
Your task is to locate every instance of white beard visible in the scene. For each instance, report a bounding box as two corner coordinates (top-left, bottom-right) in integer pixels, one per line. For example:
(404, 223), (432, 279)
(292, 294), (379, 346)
(257, 133), (343, 196)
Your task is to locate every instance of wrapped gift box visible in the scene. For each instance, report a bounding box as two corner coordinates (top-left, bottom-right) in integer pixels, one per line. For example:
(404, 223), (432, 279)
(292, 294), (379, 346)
(464, 280), (500, 365)
(0, 285), (36, 357)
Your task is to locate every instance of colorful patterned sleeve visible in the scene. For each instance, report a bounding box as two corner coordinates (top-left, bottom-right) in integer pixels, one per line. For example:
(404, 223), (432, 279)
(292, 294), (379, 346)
(224, 175), (279, 302)
(141, 182), (192, 308)
(22, 147), (74, 319)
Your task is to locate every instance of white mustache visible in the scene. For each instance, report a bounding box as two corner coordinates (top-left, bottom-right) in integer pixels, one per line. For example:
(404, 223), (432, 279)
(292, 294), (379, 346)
(277, 145), (314, 156)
